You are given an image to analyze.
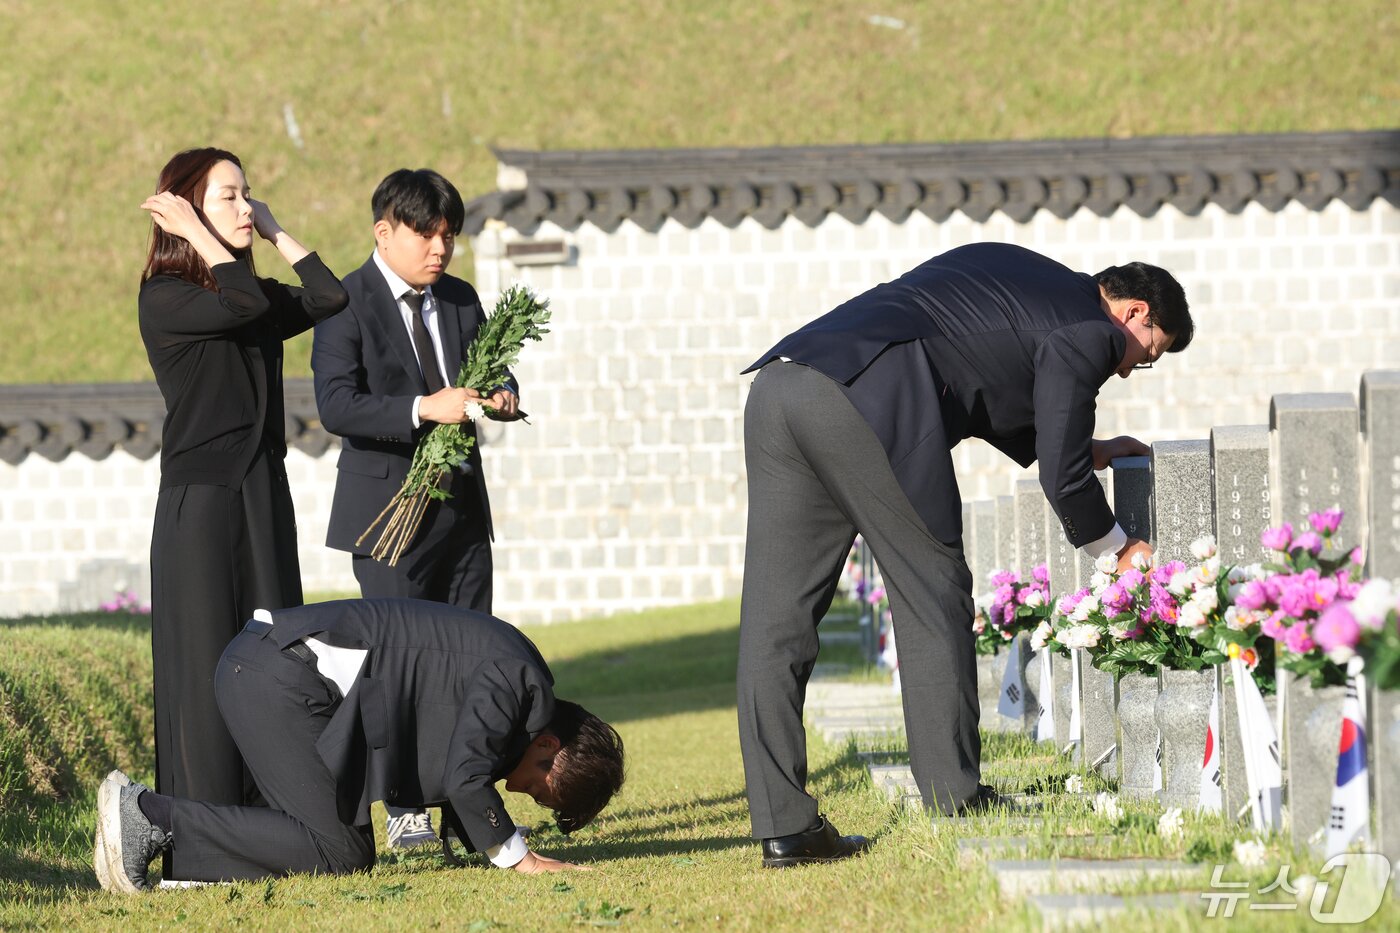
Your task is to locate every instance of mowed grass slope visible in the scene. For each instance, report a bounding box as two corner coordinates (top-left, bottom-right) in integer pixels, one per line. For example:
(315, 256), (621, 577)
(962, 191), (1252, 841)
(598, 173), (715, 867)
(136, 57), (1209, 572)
(2, 0), (1396, 384)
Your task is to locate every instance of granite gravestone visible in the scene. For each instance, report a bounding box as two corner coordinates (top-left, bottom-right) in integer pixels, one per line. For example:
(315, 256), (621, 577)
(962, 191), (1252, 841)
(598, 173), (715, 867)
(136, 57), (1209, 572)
(1210, 424), (1272, 821)
(1110, 457), (1156, 796)
(996, 495), (1016, 575)
(1361, 371), (1400, 865)
(969, 500), (998, 599)
(1361, 371), (1400, 582)
(1270, 393), (1361, 854)
(1044, 497), (1077, 756)
(1079, 470), (1116, 775)
(1150, 440), (1213, 565)
(1015, 478), (1047, 579)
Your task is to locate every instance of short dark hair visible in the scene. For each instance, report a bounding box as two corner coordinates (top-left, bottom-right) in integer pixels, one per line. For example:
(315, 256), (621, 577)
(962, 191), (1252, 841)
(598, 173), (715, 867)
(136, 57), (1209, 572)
(546, 699), (625, 834)
(1094, 261), (1194, 353)
(371, 168), (465, 236)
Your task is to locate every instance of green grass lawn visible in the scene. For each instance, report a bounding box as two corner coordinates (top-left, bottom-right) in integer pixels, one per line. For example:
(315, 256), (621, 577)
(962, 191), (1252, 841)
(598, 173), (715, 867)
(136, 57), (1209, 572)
(4, 601), (1395, 930)
(2, 1), (1396, 385)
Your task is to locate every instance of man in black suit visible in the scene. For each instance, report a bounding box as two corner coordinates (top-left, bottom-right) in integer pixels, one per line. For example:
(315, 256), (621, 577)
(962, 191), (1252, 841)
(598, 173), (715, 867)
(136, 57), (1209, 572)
(736, 243), (1193, 867)
(94, 599), (626, 891)
(313, 169), (520, 848)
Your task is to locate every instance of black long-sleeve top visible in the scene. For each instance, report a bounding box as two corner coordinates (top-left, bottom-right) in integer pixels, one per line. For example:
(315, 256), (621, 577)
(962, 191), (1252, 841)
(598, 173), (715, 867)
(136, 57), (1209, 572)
(139, 253), (348, 489)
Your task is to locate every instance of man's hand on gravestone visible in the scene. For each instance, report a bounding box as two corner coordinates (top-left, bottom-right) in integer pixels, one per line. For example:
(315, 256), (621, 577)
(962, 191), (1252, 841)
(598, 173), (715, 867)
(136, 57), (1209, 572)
(1092, 435), (1151, 470)
(1116, 537), (1153, 574)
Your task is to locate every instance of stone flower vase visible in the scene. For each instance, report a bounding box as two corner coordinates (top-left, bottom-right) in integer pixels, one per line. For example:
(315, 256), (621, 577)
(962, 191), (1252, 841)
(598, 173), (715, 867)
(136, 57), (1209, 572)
(1371, 683), (1400, 868)
(1217, 665), (1250, 823)
(976, 650), (1011, 734)
(1116, 671), (1159, 799)
(1155, 668), (1216, 809)
(1282, 672), (1347, 854)
(1081, 660), (1118, 777)
(1053, 651), (1078, 760)
(1013, 633), (1043, 736)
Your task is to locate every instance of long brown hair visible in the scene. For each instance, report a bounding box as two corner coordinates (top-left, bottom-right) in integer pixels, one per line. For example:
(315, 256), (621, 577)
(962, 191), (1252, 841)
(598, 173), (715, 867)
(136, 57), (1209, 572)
(141, 148), (254, 290)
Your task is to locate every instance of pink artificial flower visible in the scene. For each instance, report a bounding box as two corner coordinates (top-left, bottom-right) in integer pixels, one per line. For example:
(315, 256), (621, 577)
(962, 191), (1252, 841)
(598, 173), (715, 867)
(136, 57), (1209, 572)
(990, 570), (1019, 587)
(1101, 582), (1133, 614)
(1293, 531), (1324, 556)
(1260, 523), (1294, 552)
(1032, 563), (1050, 585)
(1235, 579), (1272, 612)
(1261, 611), (1287, 639)
(1151, 560), (1187, 587)
(1308, 509), (1344, 536)
(1282, 623), (1316, 655)
(1148, 583), (1178, 624)
(1118, 568), (1146, 592)
(867, 586), (886, 606)
(1313, 604), (1360, 654)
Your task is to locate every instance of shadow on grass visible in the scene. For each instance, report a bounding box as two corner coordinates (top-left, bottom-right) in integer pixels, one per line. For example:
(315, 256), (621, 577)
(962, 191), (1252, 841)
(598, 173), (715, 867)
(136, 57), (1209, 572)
(1, 611), (152, 636)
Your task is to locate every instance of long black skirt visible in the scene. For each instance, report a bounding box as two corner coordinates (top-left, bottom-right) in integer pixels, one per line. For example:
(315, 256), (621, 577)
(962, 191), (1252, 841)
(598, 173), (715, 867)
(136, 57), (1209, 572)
(149, 445), (302, 879)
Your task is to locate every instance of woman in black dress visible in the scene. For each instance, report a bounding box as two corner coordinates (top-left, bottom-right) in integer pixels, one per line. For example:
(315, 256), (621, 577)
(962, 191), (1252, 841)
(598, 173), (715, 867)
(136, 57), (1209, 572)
(138, 148), (347, 879)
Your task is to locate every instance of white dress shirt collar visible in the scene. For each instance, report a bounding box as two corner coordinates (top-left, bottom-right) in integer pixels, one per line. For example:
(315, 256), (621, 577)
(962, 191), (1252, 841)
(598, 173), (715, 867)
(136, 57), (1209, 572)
(371, 249), (434, 305)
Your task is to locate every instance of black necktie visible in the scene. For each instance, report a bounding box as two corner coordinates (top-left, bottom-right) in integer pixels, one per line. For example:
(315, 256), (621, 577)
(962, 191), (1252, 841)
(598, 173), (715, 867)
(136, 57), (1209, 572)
(402, 291), (445, 394)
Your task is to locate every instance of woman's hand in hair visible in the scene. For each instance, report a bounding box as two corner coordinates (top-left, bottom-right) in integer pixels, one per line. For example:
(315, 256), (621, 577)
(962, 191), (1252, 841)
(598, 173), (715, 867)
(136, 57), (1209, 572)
(141, 192), (209, 243)
(249, 198), (312, 266)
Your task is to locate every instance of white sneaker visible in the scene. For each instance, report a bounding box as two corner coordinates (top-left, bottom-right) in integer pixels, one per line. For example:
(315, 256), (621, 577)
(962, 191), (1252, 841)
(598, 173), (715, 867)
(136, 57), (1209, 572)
(386, 810), (438, 849)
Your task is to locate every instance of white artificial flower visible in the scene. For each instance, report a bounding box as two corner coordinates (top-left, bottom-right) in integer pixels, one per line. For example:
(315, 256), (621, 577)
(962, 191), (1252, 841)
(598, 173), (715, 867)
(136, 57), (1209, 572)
(1167, 571), (1193, 598)
(1226, 564), (1251, 584)
(1063, 624), (1102, 649)
(1157, 807), (1184, 841)
(1065, 774), (1084, 793)
(464, 400), (488, 422)
(1071, 594), (1099, 623)
(1089, 571), (1113, 595)
(1109, 622), (1137, 641)
(1130, 550), (1152, 571)
(1095, 553), (1119, 574)
(1327, 645), (1357, 665)
(1025, 589), (1046, 608)
(1092, 792), (1123, 822)
(972, 617), (986, 635)
(1224, 606), (1255, 632)
(1178, 603), (1208, 629)
(1233, 838), (1268, 867)
(1241, 562), (1268, 580)
(1030, 619), (1053, 650)
(1191, 588), (1219, 615)
(1204, 555), (1221, 577)
(1190, 537), (1218, 560)
(974, 592), (995, 613)
(1352, 579), (1397, 631)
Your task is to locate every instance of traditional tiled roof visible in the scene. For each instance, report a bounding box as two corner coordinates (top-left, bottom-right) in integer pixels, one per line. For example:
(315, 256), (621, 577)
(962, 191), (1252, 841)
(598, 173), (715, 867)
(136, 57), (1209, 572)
(463, 130), (1400, 233)
(0, 380), (329, 464)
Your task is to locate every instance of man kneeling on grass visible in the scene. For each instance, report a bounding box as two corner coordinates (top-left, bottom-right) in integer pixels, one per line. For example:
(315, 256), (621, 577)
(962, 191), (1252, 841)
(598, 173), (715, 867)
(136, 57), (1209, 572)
(94, 598), (625, 892)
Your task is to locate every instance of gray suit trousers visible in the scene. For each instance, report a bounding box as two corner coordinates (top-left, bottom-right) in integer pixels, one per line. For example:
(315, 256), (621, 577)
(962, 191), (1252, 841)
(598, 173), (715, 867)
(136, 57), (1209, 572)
(737, 361), (980, 837)
(168, 627), (375, 881)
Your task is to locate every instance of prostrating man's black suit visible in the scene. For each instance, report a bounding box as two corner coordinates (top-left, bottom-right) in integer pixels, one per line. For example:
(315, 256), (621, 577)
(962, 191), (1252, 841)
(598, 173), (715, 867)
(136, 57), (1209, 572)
(737, 243), (1127, 832)
(170, 599), (556, 880)
(313, 256), (515, 609)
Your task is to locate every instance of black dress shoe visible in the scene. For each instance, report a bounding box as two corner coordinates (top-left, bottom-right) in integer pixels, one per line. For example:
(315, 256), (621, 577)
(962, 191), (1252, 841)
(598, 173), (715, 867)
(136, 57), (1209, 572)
(760, 815), (870, 868)
(949, 784), (1015, 817)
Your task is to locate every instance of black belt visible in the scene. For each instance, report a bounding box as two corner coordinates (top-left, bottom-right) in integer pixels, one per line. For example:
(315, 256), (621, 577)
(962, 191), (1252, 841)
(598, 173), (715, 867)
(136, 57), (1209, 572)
(241, 619), (338, 696)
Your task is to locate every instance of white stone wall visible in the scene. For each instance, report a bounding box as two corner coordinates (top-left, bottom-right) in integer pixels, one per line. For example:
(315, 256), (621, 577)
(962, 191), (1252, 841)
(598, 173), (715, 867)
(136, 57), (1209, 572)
(2, 199), (1396, 622)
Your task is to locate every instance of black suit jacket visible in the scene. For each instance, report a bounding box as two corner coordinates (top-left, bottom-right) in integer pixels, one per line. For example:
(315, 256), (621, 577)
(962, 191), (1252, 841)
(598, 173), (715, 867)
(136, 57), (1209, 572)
(259, 598), (554, 853)
(745, 243), (1126, 547)
(312, 257), (518, 553)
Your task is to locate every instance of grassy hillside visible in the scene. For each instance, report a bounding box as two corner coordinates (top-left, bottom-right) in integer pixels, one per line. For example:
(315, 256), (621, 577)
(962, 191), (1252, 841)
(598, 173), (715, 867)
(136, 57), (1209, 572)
(1, 0), (1396, 385)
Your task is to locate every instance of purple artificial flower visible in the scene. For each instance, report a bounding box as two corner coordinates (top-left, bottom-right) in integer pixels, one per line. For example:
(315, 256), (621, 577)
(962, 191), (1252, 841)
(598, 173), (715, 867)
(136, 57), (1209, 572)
(1260, 523), (1294, 552)
(1313, 604), (1361, 654)
(1293, 531), (1324, 556)
(1282, 623), (1316, 655)
(1308, 509), (1344, 536)
(1002, 604), (1015, 625)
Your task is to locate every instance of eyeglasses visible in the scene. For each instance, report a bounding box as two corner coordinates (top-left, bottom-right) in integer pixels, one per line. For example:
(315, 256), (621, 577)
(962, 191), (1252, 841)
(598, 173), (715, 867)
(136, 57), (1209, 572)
(1133, 321), (1159, 371)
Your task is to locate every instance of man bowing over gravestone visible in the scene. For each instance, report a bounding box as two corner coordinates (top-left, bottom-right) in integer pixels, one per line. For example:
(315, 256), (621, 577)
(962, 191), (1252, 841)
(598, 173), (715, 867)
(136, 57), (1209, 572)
(736, 242), (1192, 867)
